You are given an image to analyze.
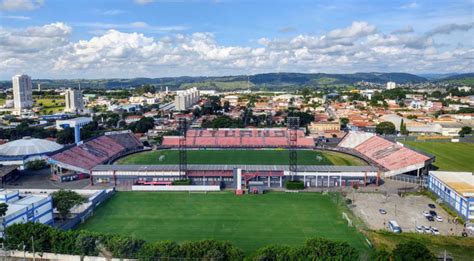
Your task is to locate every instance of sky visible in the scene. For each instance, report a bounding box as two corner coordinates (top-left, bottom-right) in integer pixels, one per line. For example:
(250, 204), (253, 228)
(0, 0), (473, 79)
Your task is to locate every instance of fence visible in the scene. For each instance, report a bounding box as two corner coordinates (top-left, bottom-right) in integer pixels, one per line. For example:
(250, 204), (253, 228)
(387, 174), (427, 186)
(58, 189), (115, 230)
(132, 185), (220, 192)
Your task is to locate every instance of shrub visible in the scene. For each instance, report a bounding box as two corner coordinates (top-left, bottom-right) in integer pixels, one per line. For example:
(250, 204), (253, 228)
(25, 159), (46, 170)
(285, 180), (304, 190)
(172, 179), (192, 185)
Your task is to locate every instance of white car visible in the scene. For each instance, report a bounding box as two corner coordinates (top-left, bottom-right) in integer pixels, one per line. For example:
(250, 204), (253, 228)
(423, 211), (431, 217)
(435, 216), (443, 222)
(431, 227), (440, 235)
(424, 226), (432, 233)
(416, 226), (424, 233)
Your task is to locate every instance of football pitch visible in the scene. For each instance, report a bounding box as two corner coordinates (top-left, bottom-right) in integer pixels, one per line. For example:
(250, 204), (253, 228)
(116, 149), (367, 166)
(78, 192), (369, 254)
(403, 141), (474, 172)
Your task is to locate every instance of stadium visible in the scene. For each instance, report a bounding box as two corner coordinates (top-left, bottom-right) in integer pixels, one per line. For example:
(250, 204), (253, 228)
(47, 126), (434, 190)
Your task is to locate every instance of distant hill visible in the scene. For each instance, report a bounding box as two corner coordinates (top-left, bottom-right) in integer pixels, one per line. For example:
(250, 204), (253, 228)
(436, 73), (474, 86)
(418, 73), (458, 80)
(0, 72), (428, 91)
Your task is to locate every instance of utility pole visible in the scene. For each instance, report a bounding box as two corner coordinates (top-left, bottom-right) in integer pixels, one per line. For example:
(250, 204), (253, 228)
(31, 236), (35, 261)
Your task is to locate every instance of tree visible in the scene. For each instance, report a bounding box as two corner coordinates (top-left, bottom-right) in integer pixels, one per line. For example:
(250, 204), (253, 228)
(287, 111), (315, 127)
(340, 117), (349, 128)
(376, 121), (396, 135)
(51, 190), (87, 220)
(56, 127), (75, 144)
(459, 126), (472, 137)
(25, 159), (47, 170)
(392, 241), (434, 261)
(129, 117), (155, 133)
(0, 203), (8, 217)
(400, 119), (408, 135)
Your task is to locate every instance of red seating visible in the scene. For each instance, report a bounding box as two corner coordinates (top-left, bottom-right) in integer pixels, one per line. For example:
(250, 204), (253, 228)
(161, 128), (315, 148)
(354, 136), (430, 171)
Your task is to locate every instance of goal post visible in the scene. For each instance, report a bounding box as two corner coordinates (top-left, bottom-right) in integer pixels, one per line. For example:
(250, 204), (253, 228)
(342, 212), (353, 227)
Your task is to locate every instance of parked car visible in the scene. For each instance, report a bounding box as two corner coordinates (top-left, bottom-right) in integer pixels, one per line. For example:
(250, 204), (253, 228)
(426, 215), (435, 222)
(423, 211), (431, 217)
(431, 227), (440, 235)
(424, 226), (432, 233)
(379, 209), (387, 214)
(428, 203), (436, 209)
(416, 226), (424, 233)
(435, 215), (443, 222)
(429, 210), (437, 216)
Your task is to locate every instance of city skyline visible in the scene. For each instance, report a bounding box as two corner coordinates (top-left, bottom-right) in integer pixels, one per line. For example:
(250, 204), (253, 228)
(0, 0), (473, 79)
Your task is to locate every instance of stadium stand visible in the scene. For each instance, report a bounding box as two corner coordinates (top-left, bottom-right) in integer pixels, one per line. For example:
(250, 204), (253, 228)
(338, 132), (433, 177)
(49, 131), (143, 179)
(162, 128), (315, 148)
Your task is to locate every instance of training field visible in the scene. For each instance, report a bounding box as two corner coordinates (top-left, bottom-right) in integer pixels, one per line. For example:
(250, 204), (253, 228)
(403, 141), (474, 172)
(78, 192), (369, 254)
(116, 149), (367, 166)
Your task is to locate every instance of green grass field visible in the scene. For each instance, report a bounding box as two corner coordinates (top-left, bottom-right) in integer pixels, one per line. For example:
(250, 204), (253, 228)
(403, 141), (474, 172)
(78, 192), (369, 254)
(116, 149), (367, 166)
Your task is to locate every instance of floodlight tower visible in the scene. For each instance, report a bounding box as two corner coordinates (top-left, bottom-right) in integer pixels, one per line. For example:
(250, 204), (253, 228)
(287, 117), (299, 181)
(178, 118), (188, 178)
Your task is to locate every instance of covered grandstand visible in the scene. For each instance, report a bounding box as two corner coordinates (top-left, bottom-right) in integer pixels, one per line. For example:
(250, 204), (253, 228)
(337, 131), (434, 177)
(161, 128), (315, 148)
(48, 131), (143, 182)
(90, 164), (379, 188)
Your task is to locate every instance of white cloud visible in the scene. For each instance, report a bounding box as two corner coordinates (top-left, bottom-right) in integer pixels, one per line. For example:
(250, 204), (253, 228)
(0, 0), (44, 11)
(1, 15), (31, 20)
(401, 2), (418, 9)
(102, 9), (125, 15)
(425, 22), (474, 37)
(73, 21), (188, 33)
(1, 21), (473, 78)
(134, 0), (153, 5)
(328, 21), (377, 39)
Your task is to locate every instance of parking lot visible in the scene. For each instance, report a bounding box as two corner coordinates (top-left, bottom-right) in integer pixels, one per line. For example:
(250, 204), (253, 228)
(350, 192), (464, 236)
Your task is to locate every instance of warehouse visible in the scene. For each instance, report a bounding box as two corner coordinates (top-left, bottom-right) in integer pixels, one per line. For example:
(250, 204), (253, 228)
(428, 171), (474, 221)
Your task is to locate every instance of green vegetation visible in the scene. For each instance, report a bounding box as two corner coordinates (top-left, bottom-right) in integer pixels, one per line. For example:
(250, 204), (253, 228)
(116, 149), (367, 166)
(285, 180), (305, 190)
(403, 141), (474, 172)
(78, 192), (370, 254)
(0, 98), (5, 106)
(368, 231), (474, 261)
(51, 190), (87, 220)
(181, 80), (253, 90)
(34, 97), (65, 114)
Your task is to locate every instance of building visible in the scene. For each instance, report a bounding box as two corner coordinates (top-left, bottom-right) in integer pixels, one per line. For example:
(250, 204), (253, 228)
(386, 81), (397, 90)
(428, 171), (473, 221)
(0, 137), (63, 169)
(458, 86), (471, 92)
(308, 121), (340, 134)
(12, 74), (33, 112)
(175, 87), (200, 111)
(64, 88), (84, 114)
(56, 117), (92, 130)
(0, 189), (53, 237)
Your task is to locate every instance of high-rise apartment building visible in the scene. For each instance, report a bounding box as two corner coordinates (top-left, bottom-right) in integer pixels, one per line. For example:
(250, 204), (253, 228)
(175, 87), (200, 111)
(64, 88), (84, 114)
(12, 74), (33, 112)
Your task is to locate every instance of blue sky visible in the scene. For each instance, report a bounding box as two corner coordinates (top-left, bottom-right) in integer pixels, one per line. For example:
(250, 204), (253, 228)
(0, 0), (473, 79)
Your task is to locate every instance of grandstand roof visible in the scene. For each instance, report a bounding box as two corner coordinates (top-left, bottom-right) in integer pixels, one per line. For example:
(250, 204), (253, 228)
(0, 137), (63, 157)
(92, 164), (378, 172)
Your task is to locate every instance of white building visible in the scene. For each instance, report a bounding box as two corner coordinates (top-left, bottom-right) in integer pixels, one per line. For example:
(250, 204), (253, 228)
(12, 74), (33, 113)
(56, 117), (92, 130)
(64, 88), (84, 114)
(0, 190), (53, 237)
(458, 86), (471, 92)
(428, 171), (473, 221)
(175, 87), (200, 111)
(386, 81), (397, 90)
